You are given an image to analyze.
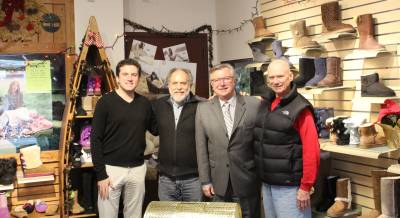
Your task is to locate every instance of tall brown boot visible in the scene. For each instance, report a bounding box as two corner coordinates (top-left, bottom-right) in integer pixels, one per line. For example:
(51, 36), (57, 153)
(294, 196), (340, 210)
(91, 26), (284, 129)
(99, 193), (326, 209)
(377, 123), (400, 149)
(327, 178), (352, 217)
(357, 170), (397, 218)
(358, 123), (386, 149)
(70, 190), (85, 214)
(357, 14), (384, 50)
(317, 57), (342, 87)
(321, 1), (355, 34)
(290, 20), (319, 49)
(252, 16), (274, 38)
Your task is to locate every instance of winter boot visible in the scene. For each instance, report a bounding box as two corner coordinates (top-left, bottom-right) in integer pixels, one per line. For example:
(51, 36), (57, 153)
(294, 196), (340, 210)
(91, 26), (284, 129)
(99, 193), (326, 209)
(294, 58), (315, 88)
(326, 117), (337, 142)
(317, 57), (343, 87)
(343, 117), (367, 145)
(358, 123), (386, 149)
(70, 190), (85, 214)
(332, 116), (350, 145)
(327, 178), (352, 217)
(314, 108), (334, 138)
(361, 73), (395, 97)
(70, 142), (83, 168)
(316, 175), (339, 212)
(252, 16), (274, 38)
(357, 14), (384, 50)
(377, 123), (400, 149)
(321, 1), (355, 34)
(249, 41), (270, 63)
(290, 20), (319, 49)
(378, 176), (400, 218)
(94, 75), (102, 96)
(357, 170), (397, 218)
(305, 58), (327, 87)
(19, 145), (43, 169)
(272, 40), (285, 59)
(0, 193), (10, 218)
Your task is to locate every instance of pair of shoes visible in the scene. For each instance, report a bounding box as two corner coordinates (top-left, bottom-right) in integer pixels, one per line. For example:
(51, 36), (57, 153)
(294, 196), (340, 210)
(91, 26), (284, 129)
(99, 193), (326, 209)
(86, 76), (102, 96)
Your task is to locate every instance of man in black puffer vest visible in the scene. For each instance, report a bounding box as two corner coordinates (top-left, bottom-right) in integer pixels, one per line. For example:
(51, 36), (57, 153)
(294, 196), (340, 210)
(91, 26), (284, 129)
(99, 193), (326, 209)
(152, 68), (204, 201)
(254, 59), (320, 218)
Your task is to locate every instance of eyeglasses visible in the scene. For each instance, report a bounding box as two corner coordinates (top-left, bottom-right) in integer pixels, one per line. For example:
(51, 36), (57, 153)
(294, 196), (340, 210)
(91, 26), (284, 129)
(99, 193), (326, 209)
(211, 76), (233, 84)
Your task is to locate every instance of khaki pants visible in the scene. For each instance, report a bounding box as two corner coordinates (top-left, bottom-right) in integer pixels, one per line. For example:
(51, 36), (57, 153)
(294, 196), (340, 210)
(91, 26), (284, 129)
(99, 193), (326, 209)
(98, 164), (147, 218)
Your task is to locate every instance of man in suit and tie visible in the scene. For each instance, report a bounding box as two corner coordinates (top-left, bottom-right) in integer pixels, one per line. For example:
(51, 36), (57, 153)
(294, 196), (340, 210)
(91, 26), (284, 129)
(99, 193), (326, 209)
(195, 64), (260, 218)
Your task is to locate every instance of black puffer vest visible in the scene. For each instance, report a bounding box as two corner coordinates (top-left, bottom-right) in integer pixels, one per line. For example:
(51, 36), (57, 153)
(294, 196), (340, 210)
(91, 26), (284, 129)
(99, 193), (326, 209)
(254, 85), (313, 186)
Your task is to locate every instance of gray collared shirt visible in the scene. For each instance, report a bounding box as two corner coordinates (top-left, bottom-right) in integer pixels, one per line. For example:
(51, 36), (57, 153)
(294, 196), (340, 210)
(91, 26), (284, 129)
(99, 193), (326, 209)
(170, 95), (190, 128)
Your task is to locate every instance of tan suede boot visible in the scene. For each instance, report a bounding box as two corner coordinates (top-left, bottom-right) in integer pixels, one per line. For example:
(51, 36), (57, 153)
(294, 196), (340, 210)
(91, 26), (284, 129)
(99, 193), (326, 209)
(357, 170), (397, 218)
(327, 178), (352, 217)
(358, 123), (386, 149)
(290, 20), (319, 49)
(252, 16), (274, 38)
(357, 14), (384, 50)
(377, 123), (400, 149)
(70, 190), (84, 214)
(321, 1), (355, 34)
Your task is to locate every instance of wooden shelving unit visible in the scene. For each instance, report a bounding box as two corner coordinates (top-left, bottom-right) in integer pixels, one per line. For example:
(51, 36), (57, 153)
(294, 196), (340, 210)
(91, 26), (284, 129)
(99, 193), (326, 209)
(58, 16), (117, 217)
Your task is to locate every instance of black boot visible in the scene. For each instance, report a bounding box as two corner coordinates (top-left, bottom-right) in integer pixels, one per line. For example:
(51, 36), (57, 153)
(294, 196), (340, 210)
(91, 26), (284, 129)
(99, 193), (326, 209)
(70, 142), (83, 168)
(316, 175), (339, 212)
(332, 117), (350, 145)
(361, 73), (396, 97)
(294, 58), (315, 88)
(314, 107), (334, 139)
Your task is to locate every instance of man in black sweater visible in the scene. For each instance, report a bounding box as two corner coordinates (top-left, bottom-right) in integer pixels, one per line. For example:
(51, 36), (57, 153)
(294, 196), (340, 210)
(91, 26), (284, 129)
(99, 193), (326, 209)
(91, 59), (156, 218)
(152, 68), (204, 201)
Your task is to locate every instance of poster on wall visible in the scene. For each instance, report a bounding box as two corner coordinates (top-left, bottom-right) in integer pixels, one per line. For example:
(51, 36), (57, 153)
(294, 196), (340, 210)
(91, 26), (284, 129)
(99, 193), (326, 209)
(0, 55), (66, 154)
(163, 43), (190, 62)
(129, 39), (157, 64)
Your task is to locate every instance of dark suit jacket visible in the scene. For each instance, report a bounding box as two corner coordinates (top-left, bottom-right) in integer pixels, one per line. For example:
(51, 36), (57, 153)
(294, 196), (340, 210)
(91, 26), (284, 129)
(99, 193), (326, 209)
(195, 95), (260, 197)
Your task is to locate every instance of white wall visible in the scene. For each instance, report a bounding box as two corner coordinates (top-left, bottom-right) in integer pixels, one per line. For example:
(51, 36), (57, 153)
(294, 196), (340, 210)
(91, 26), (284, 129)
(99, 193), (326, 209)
(74, 0), (124, 71)
(215, 0), (255, 62)
(123, 0), (218, 64)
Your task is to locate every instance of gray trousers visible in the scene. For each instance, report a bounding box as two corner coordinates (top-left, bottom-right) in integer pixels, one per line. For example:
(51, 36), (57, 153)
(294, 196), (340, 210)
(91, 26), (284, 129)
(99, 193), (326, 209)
(98, 164), (147, 218)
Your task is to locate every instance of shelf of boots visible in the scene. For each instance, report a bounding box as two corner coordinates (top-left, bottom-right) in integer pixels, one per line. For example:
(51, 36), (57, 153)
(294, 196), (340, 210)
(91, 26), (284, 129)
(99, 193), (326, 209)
(387, 164), (400, 174)
(16, 171), (54, 184)
(0, 183), (13, 191)
(247, 36), (275, 44)
(316, 32), (357, 43)
(284, 47), (323, 56)
(319, 139), (398, 159)
(298, 86), (355, 95)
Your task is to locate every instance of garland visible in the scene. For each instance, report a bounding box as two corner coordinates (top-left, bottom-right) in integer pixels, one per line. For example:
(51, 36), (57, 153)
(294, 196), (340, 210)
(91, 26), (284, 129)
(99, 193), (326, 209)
(124, 19), (213, 67)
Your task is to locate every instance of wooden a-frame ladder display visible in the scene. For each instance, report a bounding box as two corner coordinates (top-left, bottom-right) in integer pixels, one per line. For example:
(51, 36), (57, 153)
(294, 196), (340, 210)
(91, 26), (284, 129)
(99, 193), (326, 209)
(58, 16), (117, 217)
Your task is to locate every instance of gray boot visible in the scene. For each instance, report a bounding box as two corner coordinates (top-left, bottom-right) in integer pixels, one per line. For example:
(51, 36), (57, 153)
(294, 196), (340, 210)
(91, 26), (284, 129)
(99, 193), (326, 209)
(249, 41), (270, 63)
(343, 117), (367, 145)
(361, 73), (396, 97)
(272, 40), (285, 59)
(378, 176), (400, 218)
(305, 58), (327, 87)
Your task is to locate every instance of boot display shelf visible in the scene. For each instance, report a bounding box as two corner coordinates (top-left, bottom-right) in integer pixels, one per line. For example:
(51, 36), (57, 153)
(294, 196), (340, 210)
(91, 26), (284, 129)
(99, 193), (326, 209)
(320, 139), (398, 159)
(298, 85), (354, 95)
(245, 62), (269, 71)
(247, 36), (275, 44)
(284, 47), (323, 56)
(0, 184), (13, 191)
(387, 164), (400, 174)
(344, 49), (395, 59)
(316, 32), (357, 43)
(58, 16), (117, 217)
(16, 171), (54, 184)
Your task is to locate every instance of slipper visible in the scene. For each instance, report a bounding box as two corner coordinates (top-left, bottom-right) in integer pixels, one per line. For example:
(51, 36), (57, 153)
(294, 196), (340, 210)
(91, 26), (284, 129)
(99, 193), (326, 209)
(22, 200), (34, 214)
(45, 203), (58, 216)
(35, 199), (48, 213)
(10, 210), (28, 218)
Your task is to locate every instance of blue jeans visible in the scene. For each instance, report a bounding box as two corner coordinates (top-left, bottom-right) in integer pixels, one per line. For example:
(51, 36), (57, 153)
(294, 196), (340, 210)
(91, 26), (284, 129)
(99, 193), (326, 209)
(158, 175), (202, 201)
(262, 183), (311, 218)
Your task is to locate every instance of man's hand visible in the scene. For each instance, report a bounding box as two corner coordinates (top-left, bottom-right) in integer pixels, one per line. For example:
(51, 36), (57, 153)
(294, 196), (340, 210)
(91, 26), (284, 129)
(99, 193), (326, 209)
(202, 184), (215, 198)
(98, 178), (112, 200)
(296, 189), (311, 211)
